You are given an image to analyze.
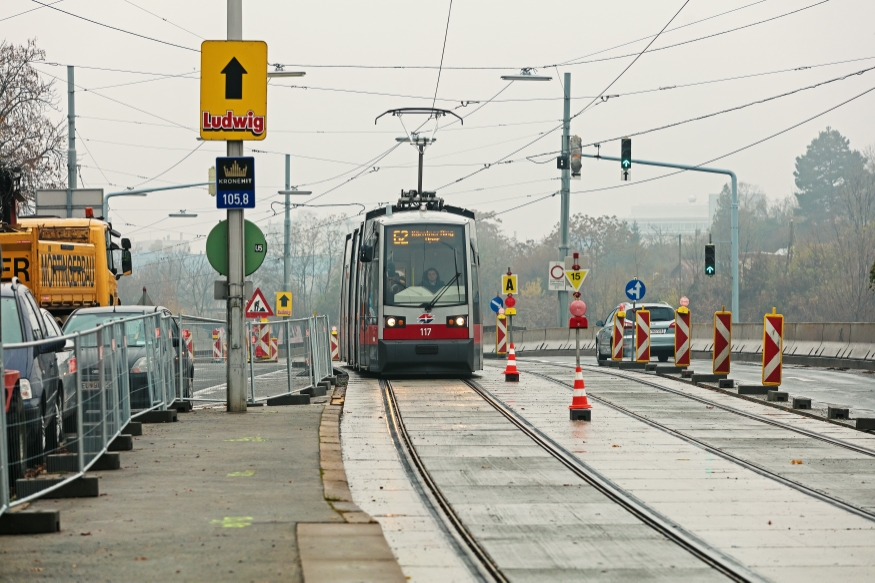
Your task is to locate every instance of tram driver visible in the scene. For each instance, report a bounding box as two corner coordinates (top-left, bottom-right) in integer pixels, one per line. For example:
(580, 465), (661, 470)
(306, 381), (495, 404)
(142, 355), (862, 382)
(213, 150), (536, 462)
(422, 267), (445, 293)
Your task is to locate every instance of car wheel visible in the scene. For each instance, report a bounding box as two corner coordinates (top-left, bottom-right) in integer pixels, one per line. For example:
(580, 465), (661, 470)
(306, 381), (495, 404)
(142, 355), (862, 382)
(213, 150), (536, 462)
(45, 394), (64, 453)
(658, 354), (669, 362)
(6, 391), (27, 487)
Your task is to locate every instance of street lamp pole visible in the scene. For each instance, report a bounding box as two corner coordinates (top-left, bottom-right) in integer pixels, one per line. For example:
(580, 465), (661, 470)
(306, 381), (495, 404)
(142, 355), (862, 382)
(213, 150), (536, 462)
(558, 72), (571, 326)
(103, 182), (210, 221)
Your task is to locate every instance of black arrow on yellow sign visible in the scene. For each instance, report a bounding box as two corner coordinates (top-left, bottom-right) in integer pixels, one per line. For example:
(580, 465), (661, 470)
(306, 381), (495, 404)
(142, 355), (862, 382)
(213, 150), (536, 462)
(222, 57), (247, 100)
(279, 294), (290, 308)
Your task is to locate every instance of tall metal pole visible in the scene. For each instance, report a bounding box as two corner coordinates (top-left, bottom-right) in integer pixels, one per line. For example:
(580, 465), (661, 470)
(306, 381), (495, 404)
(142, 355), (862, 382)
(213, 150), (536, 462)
(418, 144), (424, 195)
(226, 0), (246, 412)
(558, 72), (571, 326)
(284, 154), (291, 293)
(66, 66), (77, 218)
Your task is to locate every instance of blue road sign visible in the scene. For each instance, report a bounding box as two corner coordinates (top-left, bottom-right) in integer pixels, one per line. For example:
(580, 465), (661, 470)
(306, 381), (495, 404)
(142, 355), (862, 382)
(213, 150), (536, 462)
(625, 279), (646, 302)
(216, 156), (255, 209)
(490, 296), (504, 313)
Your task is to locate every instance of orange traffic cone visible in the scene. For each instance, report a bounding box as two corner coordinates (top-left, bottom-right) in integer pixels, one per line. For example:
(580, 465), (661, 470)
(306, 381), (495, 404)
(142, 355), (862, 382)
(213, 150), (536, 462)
(569, 366), (592, 421)
(504, 343), (520, 382)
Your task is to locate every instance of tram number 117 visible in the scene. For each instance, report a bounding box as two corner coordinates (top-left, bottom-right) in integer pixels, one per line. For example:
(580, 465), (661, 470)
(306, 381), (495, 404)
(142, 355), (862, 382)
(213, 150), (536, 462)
(420, 328), (432, 336)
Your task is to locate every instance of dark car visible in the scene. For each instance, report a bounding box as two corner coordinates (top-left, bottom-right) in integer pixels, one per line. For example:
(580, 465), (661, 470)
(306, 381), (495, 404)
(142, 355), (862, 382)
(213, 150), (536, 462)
(2, 280), (67, 469)
(41, 308), (77, 434)
(595, 301), (677, 362)
(63, 305), (194, 410)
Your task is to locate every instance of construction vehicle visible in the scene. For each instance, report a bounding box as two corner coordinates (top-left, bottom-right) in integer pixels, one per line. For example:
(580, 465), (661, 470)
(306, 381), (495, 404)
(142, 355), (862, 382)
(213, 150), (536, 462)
(0, 167), (132, 321)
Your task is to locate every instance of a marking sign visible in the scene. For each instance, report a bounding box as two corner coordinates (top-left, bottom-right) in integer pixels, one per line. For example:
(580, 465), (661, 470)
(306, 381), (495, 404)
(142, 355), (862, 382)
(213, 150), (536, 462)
(548, 261), (567, 291)
(502, 274), (518, 295)
(490, 296), (504, 313)
(276, 291), (292, 317)
(200, 40), (267, 141)
(245, 287), (273, 319)
(565, 268), (589, 291)
(625, 279), (646, 302)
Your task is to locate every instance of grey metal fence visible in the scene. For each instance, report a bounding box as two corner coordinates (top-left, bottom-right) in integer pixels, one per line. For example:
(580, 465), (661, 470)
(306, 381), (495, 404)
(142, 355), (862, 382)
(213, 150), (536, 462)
(1, 312), (176, 513)
(177, 314), (334, 405)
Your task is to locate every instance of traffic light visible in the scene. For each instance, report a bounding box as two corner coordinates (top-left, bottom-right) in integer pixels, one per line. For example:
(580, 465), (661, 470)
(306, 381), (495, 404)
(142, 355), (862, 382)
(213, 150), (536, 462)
(704, 244), (716, 276)
(621, 138), (631, 170)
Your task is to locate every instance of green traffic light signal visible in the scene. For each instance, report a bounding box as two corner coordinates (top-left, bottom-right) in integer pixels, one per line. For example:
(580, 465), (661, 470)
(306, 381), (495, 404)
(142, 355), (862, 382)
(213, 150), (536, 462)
(621, 138), (631, 170)
(704, 243), (716, 276)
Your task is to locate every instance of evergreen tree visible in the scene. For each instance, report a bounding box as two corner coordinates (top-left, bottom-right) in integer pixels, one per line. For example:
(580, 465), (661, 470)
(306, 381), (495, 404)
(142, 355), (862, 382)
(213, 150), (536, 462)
(793, 127), (866, 222)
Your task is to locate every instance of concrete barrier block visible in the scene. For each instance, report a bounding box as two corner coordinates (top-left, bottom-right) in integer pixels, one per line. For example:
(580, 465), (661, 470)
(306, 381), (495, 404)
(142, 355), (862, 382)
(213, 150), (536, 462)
(828, 406), (850, 420)
(738, 385), (770, 395)
(692, 374), (727, 383)
(618, 361), (647, 370)
(90, 452), (121, 471)
(0, 510), (60, 534)
(718, 379), (735, 388)
(137, 409), (177, 423)
(856, 418), (875, 431)
(123, 421), (143, 436)
(656, 365), (685, 374)
(681, 369), (695, 378)
(47, 453), (78, 473)
(108, 434), (133, 451)
(644, 363), (658, 371)
(767, 390), (789, 402)
(792, 397), (812, 409)
(15, 476), (99, 498)
(266, 393), (310, 406)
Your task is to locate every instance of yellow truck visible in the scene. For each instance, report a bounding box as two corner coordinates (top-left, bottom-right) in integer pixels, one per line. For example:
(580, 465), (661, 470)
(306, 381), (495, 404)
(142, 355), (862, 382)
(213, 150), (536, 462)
(0, 213), (132, 320)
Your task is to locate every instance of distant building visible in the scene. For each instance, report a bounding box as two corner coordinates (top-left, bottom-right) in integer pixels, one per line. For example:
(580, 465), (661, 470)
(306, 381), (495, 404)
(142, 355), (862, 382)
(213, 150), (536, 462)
(626, 195), (719, 238)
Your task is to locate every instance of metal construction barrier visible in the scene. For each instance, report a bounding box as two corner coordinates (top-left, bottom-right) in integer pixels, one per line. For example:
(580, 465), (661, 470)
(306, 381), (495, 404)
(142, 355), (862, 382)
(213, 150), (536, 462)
(1, 312), (176, 512)
(177, 314), (334, 405)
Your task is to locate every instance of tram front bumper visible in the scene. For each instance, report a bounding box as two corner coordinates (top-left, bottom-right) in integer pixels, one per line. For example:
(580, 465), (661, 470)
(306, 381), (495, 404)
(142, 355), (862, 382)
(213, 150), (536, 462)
(377, 339), (475, 375)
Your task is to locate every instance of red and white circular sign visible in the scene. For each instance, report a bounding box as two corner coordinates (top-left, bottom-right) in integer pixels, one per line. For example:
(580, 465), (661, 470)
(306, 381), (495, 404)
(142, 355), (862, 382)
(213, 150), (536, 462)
(550, 264), (565, 280)
(679, 296), (690, 307)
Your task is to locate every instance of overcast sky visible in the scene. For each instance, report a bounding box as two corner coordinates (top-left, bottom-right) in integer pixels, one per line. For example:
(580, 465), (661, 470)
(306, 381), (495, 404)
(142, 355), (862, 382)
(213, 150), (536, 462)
(4, 0), (875, 247)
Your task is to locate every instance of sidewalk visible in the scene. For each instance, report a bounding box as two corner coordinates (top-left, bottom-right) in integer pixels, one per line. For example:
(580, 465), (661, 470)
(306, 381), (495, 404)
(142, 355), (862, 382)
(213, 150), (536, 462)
(0, 388), (402, 582)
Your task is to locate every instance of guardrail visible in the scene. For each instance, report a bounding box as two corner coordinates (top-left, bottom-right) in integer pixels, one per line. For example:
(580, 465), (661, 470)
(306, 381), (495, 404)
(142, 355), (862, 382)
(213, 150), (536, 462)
(1, 311), (177, 517)
(482, 322), (875, 365)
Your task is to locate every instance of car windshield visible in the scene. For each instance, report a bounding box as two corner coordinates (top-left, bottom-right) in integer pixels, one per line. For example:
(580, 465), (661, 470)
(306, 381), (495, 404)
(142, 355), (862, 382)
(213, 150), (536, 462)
(626, 306), (675, 322)
(2, 297), (23, 343)
(383, 223), (468, 308)
(64, 313), (150, 348)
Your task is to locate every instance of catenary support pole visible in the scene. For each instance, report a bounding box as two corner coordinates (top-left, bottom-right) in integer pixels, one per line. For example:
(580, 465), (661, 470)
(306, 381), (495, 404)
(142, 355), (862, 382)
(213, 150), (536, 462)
(226, 0), (246, 412)
(582, 152), (739, 322)
(67, 66), (77, 218)
(284, 154), (291, 293)
(558, 72), (571, 326)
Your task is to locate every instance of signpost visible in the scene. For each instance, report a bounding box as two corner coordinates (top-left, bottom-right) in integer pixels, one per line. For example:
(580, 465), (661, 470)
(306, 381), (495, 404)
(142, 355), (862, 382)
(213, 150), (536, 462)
(200, 12), (269, 412)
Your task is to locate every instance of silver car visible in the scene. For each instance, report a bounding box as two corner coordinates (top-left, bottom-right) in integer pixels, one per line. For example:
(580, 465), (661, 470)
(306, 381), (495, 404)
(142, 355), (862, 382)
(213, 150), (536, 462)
(595, 302), (677, 362)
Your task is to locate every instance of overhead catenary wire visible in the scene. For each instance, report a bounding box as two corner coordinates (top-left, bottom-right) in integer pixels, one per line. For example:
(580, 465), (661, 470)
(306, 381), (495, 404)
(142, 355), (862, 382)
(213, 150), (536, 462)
(491, 83), (875, 217)
(431, 0), (454, 109)
(436, 0), (692, 191)
(29, 0), (200, 53)
(120, 0), (205, 40)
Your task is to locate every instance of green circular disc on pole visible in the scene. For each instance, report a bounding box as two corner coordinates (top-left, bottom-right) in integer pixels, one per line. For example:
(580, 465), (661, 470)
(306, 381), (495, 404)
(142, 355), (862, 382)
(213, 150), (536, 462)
(206, 219), (267, 276)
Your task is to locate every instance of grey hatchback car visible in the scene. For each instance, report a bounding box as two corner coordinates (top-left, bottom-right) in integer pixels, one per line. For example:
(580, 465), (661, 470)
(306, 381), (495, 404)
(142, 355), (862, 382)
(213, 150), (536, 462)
(595, 301), (677, 362)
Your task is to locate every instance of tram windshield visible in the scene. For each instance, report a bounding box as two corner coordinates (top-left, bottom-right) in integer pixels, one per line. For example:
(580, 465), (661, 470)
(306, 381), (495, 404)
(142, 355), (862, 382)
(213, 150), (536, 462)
(384, 223), (468, 308)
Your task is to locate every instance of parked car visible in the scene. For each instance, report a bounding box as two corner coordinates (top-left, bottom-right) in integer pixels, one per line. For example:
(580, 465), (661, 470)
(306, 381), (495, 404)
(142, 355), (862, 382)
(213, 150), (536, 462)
(62, 305), (194, 409)
(41, 308), (77, 434)
(2, 280), (67, 468)
(4, 368), (26, 484)
(595, 301), (677, 362)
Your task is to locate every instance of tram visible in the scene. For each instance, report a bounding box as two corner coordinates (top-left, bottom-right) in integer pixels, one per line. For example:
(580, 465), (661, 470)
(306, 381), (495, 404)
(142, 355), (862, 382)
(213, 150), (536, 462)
(340, 191), (482, 375)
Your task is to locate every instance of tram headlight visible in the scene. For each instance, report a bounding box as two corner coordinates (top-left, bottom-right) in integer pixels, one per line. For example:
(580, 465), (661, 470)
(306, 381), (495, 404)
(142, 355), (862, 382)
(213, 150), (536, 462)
(385, 317), (405, 328)
(446, 316), (467, 327)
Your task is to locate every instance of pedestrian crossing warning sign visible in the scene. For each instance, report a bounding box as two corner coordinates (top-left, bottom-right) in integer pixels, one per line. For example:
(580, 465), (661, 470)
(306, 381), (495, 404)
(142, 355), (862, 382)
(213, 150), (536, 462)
(245, 287), (274, 318)
(501, 274), (518, 295)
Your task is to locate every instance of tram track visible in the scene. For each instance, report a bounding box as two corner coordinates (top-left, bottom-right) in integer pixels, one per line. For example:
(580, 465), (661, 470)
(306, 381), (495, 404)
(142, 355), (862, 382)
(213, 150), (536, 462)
(513, 360), (875, 523)
(379, 377), (756, 582)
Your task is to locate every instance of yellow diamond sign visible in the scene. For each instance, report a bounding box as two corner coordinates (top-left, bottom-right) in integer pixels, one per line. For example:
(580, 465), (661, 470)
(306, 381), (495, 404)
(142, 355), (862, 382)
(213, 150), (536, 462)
(200, 40), (267, 141)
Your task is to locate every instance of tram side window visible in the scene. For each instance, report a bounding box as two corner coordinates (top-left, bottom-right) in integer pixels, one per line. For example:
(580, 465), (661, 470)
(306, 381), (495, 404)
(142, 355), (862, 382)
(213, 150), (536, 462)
(384, 223), (467, 307)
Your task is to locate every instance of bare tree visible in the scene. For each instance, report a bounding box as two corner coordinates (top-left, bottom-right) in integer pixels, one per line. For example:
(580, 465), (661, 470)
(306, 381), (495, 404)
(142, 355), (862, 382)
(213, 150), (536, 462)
(0, 39), (65, 202)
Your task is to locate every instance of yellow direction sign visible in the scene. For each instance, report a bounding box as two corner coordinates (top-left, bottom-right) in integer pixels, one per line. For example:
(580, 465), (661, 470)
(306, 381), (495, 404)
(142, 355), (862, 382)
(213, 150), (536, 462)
(276, 291), (292, 317)
(501, 274), (518, 295)
(200, 40), (267, 141)
(565, 268), (589, 291)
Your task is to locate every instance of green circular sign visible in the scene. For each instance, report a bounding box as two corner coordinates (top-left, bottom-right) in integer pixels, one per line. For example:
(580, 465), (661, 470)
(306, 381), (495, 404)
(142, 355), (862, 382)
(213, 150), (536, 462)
(206, 219), (267, 276)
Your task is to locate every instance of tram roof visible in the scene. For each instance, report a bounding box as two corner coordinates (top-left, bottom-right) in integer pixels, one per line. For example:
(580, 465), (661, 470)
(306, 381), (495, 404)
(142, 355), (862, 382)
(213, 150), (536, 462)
(365, 203), (474, 223)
